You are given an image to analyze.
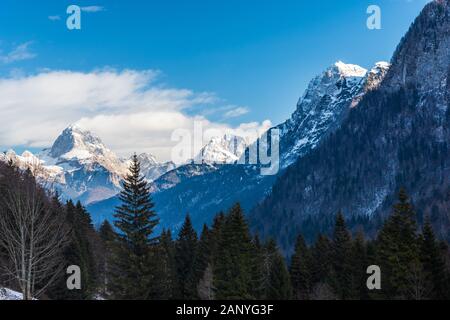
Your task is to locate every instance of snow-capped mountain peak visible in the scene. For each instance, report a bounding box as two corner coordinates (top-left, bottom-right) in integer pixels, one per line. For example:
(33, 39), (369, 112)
(137, 152), (159, 166)
(1, 126), (177, 204)
(361, 61), (390, 94)
(49, 124), (110, 161)
(125, 153), (176, 182)
(334, 61), (368, 78)
(194, 134), (247, 164)
(277, 61), (390, 167)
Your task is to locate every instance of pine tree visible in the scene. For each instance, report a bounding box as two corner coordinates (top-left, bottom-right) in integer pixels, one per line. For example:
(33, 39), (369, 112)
(350, 231), (368, 299)
(150, 229), (177, 299)
(210, 212), (225, 265)
(250, 235), (266, 299)
(110, 154), (159, 299)
(195, 225), (214, 300)
(75, 201), (98, 295)
(311, 234), (332, 285)
(265, 239), (292, 300)
(290, 235), (312, 300)
(99, 220), (116, 243)
(420, 217), (449, 299)
(98, 220), (116, 298)
(329, 212), (353, 299)
(194, 225), (211, 283)
(214, 203), (254, 299)
(376, 188), (421, 299)
(175, 215), (198, 299)
(48, 200), (97, 300)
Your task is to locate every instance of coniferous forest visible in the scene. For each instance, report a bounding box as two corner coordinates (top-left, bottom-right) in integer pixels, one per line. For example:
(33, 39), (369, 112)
(1, 156), (450, 300)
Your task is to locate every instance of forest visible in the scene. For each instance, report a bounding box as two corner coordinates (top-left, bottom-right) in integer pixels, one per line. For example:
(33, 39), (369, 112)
(0, 156), (449, 300)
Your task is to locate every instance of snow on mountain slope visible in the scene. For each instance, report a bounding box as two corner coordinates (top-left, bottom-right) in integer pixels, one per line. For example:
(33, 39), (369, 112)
(194, 134), (247, 164)
(276, 60), (389, 167)
(0, 149), (65, 184)
(40, 124), (127, 177)
(122, 153), (176, 182)
(251, 0), (450, 253)
(88, 60), (391, 233)
(1, 125), (176, 204)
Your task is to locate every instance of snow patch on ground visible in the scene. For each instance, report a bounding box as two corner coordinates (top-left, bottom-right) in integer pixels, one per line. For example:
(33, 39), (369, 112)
(0, 287), (23, 300)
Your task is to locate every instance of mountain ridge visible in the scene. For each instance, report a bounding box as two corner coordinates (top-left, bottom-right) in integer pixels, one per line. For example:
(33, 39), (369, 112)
(250, 0), (450, 253)
(86, 60), (390, 231)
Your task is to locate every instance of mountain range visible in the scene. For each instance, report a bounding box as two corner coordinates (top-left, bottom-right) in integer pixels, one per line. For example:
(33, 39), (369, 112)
(2, 0), (448, 255)
(85, 59), (390, 231)
(251, 0), (450, 253)
(0, 124), (247, 206)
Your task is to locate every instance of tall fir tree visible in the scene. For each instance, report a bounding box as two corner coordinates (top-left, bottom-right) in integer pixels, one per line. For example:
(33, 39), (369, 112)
(265, 239), (292, 300)
(195, 225), (215, 300)
(329, 212), (353, 300)
(48, 200), (97, 300)
(290, 235), (312, 300)
(175, 215), (198, 299)
(214, 203), (254, 299)
(99, 220), (116, 298)
(311, 234), (332, 286)
(350, 231), (368, 300)
(110, 154), (159, 299)
(250, 235), (266, 299)
(151, 229), (177, 299)
(420, 217), (449, 299)
(376, 189), (422, 299)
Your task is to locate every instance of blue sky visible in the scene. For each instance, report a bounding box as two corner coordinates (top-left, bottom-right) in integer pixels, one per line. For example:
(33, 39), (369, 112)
(0, 0), (430, 159)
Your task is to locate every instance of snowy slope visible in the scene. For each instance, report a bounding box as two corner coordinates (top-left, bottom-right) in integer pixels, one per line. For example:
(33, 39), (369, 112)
(275, 60), (389, 167)
(0, 287), (24, 300)
(194, 134), (247, 164)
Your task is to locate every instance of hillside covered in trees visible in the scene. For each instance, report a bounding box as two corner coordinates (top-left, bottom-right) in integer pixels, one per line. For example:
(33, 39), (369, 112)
(250, 0), (450, 254)
(1, 157), (450, 300)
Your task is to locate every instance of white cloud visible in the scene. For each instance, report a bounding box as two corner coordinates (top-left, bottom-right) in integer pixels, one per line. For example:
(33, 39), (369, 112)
(0, 69), (270, 162)
(0, 42), (36, 64)
(223, 106), (250, 119)
(48, 15), (61, 21)
(81, 6), (105, 13)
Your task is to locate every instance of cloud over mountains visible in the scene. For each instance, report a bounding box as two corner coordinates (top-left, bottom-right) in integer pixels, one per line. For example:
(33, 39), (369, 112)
(0, 69), (269, 161)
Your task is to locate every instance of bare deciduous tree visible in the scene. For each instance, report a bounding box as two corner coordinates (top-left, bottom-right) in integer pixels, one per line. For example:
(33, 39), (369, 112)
(0, 166), (69, 300)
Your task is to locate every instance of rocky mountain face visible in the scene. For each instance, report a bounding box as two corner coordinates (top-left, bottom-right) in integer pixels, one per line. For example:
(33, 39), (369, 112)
(276, 60), (389, 168)
(194, 134), (247, 164)
(0, 125), (175, 205)
(250, 0), (450, 253)
(86, 60), (390, 231)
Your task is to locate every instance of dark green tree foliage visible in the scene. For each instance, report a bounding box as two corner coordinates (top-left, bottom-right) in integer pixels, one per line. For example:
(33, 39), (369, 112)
(49, 200), (97, 300)
(290, 235), (312, 299)
(265, 239), (292, 300)
(110, 154), (159, 299)
(195, 225), (216, 300)
(376, 189), (421, 299)
(214, 204), (254, 299)
(250, 235), (266, 299)
(152, 229), (177, 300)
(350, 231), (368, 299)
(329, 212), (353, 299)
(175, 215), (198, 299)
(193, 225), (212, 291)
(420, 217), (449, 299)
(98, 220), (116, 298)
(311, 234), (332, 285)
(209, 212), (225, 265)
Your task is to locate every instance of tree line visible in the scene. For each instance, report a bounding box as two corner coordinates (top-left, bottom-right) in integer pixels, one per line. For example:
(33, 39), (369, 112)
(1, 157), (450, 300)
